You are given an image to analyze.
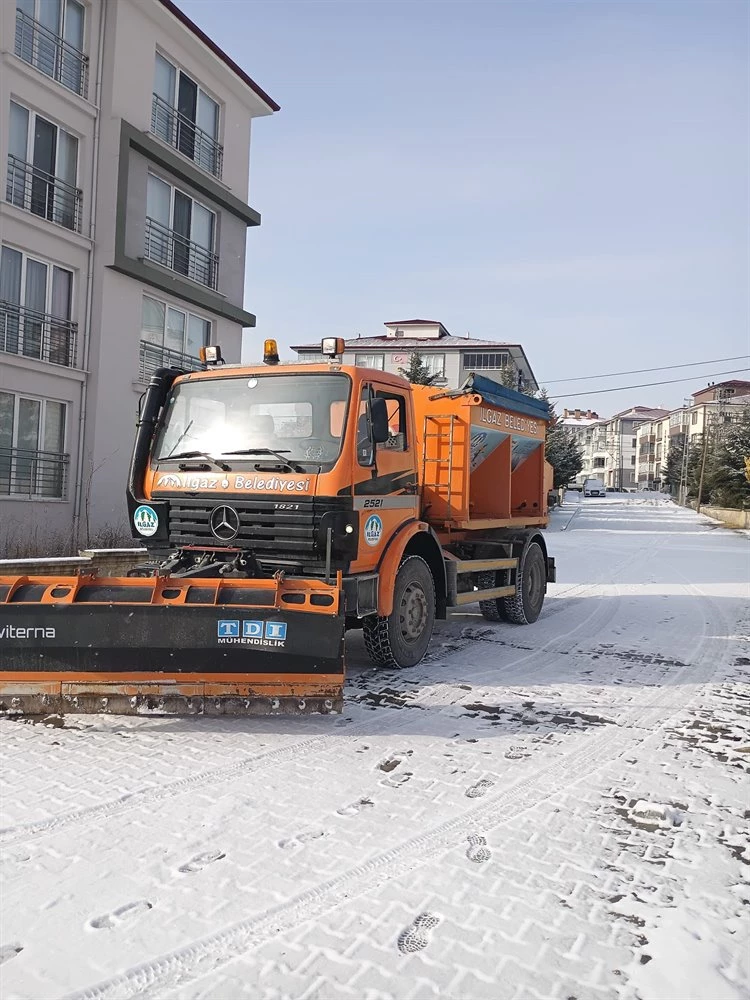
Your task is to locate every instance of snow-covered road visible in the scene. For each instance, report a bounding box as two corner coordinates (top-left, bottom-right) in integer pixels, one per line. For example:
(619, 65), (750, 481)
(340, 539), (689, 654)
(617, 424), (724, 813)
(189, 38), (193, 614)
(1, 496), (748, 1000)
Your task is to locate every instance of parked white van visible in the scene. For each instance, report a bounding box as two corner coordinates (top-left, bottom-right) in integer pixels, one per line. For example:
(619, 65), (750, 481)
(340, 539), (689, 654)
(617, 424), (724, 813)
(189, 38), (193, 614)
(583, 478), (605, 497)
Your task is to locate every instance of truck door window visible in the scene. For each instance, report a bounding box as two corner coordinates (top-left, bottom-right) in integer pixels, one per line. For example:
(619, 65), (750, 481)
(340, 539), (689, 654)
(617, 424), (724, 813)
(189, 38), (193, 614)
(375, 391), (407, 452)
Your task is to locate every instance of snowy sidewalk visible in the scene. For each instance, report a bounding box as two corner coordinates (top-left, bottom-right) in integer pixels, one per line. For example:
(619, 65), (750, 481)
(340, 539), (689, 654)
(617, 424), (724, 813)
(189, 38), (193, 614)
(1, 496), (748, 1000)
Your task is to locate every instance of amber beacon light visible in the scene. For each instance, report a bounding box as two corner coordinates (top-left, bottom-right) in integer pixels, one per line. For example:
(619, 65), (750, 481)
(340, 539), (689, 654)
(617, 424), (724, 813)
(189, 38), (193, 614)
(263, 339), (280, 365)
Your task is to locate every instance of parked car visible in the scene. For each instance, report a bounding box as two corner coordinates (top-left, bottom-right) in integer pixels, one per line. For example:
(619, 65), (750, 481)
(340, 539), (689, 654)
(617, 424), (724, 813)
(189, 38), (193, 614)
(583, 478), (605, 497)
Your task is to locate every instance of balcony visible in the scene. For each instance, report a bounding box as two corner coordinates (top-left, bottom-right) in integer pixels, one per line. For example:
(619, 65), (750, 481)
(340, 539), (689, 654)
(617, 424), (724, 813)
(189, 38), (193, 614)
(139, 340), (204, 383)
(0, 447), (69, 500)
(6, 155), (82, 232)
(144, 217), (219, 289)
(150, 93), (223, 179)
(15, 9), (88, 98)
(0, 301), (78, 368)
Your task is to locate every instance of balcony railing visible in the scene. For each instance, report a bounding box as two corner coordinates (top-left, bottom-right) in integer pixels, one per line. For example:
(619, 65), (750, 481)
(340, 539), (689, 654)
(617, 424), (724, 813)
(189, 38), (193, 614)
(0, 301), (78, 368)
(0, 447), (69, 500)
(6, 154), (82, 232)
(139, 340), (204, 383)
(150, 93), (223, 179)
(15, 10), (89, 98)
(144, 217), (219, 289)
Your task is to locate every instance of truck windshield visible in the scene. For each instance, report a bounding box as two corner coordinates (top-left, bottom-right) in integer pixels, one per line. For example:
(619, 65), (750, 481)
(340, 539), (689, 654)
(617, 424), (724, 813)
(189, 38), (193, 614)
(153, 373), (351, 469)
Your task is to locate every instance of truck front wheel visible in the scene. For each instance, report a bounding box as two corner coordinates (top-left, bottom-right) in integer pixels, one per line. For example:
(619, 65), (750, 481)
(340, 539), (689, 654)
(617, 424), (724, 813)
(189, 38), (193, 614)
(363, 555), (435, 667)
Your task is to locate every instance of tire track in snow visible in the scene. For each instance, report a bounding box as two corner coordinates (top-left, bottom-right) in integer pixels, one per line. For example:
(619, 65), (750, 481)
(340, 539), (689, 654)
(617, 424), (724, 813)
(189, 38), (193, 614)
(0, 520), (671, 849)
(0, 558), (635, 848)
(63, 588), (728, 1000)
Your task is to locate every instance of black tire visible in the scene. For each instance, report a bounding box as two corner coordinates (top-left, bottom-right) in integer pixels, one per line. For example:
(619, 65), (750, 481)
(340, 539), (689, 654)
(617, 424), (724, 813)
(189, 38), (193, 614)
(362, 555), (435, 667)
(502, 541), (547, 625)
(478, 570), (509, 622)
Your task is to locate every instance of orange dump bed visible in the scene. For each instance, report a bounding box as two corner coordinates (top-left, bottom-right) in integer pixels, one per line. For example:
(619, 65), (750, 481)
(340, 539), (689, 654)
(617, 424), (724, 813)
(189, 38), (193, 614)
(411, 375), (551, 531)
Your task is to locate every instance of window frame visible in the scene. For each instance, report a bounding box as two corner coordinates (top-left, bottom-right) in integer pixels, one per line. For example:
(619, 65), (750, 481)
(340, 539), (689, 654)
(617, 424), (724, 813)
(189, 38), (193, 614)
(354, 353), (385, 370)
(418, 353), (446, 379)
(0, 388), (68, 499)
(146, 173), (216, 253)
(9, 101), (79, 185)
(1, 244), (74, 320)
(141, 293), (211, 358)
(463, 351), (510, 371)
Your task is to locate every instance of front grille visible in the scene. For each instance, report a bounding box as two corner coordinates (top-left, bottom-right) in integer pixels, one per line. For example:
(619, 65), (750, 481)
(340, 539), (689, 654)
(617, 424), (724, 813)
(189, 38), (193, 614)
(167, 496), (351, 571)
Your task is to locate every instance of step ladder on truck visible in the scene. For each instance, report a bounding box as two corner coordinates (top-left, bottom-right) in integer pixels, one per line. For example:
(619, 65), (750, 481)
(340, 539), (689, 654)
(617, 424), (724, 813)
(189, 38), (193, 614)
(0, 338), (556, 717)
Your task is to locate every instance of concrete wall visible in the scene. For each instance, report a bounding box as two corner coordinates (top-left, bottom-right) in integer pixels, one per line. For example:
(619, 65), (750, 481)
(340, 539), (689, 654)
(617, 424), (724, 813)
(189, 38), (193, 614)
(0, 548), (147, 577)
(696, 505), (750, 529)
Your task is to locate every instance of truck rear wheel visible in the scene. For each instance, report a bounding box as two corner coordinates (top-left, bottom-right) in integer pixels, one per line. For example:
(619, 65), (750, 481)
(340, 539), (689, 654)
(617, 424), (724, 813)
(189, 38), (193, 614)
(363, 555), (435, 667)
(502, 542), (546, 625)
(478, 571), (509, 622)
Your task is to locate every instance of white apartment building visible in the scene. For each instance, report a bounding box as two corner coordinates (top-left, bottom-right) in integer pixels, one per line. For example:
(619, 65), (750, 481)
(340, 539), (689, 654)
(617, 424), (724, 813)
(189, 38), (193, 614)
(635, 380), (750, 489)
(1, 0), (278, 543)
(561, 405), (668, 489)
(292, 320), (539, 394)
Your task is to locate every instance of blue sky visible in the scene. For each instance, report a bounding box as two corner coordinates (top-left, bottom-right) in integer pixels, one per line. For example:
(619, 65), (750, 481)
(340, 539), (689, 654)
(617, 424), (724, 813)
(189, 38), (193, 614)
(178, 0), (748, 417)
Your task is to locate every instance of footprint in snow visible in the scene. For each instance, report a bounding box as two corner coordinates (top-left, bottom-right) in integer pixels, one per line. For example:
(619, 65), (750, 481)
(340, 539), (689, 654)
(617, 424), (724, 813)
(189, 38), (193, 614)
(336, 797), (374, 817)
(89, 900), (153, 930)
(278, 829), (328, 850)
(466, 834), (492, 863)
(0, 943), (23, 965)
(178, 849), (226, 874)
(381, 771), (413, 788)
(465, 778), (494, 798)
(398, 912), (440, 954)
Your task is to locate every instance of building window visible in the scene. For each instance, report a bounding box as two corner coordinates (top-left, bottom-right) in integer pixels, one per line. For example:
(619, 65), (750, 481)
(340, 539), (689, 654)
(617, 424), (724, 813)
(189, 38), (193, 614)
(0, 390), (68, 498)
(631, 455), (636, 465)
(0, 246), (76, 366)
(145, 174), (218, 289)
(593, 457), (606, 469)
(151, 53), (223, 178)
(631, 437), (637, 447)
(463, 352), (510, 370)
(354, 353), (384, 370)
(419, 354), (446, 380)
(691, 411), (698, 424)
(6, 101), (81, 231)
(15, 0), (87, 97)
(140, 295), (210, 380)
(298, 352), (326, 363)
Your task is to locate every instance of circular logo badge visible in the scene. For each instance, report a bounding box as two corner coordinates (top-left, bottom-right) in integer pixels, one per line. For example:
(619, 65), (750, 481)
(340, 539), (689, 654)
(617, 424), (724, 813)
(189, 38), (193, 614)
(363, 514), (383, 547)
(133, 504), (159, 537)
(210, 505), (241, 541)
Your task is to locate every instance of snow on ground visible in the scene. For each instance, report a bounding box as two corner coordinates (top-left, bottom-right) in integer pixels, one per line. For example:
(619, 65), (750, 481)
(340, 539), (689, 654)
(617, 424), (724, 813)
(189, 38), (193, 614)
(0, 495), (748, 1000)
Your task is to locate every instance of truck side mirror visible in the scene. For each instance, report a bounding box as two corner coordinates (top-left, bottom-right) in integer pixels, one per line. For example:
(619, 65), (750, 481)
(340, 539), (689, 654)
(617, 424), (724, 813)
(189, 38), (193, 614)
(370, 397), (390, 444)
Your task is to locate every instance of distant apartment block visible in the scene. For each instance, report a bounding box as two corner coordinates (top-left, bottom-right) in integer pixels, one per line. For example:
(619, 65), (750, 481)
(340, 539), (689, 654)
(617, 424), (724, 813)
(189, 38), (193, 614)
(635, 380), (750, 489)
(292, 319), (539, 393)
(1, 0), (278, 539)
(561, 405), (669, 489)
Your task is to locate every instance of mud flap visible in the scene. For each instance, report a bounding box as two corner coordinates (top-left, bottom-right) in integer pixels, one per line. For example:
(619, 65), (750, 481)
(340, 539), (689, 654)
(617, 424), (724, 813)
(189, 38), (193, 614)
(0, 576), (345, 716)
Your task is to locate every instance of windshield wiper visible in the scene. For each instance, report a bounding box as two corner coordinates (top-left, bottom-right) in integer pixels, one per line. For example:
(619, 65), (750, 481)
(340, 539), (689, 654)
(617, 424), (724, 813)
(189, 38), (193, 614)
(222, 448), (306, 473)
(163, 450), (231, 471)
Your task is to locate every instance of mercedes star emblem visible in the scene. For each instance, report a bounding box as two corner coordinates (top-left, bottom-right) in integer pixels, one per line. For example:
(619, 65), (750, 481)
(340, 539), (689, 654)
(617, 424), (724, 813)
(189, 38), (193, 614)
(210, 505), (241, 541)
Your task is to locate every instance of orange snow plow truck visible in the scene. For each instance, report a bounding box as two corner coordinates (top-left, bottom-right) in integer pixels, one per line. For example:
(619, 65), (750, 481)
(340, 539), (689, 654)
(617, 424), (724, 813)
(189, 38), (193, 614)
(0, 338), (556, 717)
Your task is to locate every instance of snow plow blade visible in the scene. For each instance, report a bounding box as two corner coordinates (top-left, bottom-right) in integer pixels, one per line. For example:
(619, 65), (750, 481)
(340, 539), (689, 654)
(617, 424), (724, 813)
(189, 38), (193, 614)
(0, 575), (345, 716)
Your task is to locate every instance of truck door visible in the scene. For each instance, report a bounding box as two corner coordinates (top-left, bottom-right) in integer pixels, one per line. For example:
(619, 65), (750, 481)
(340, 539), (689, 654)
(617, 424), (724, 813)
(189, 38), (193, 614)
(352, 382), (418, 563)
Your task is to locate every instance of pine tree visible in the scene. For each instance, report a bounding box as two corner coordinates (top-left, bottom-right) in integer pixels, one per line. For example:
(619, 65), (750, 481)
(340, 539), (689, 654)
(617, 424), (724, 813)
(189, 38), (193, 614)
(708, 407), (750, 508)
(398, 352), (440, 386)
(662, 438), (686, 494)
